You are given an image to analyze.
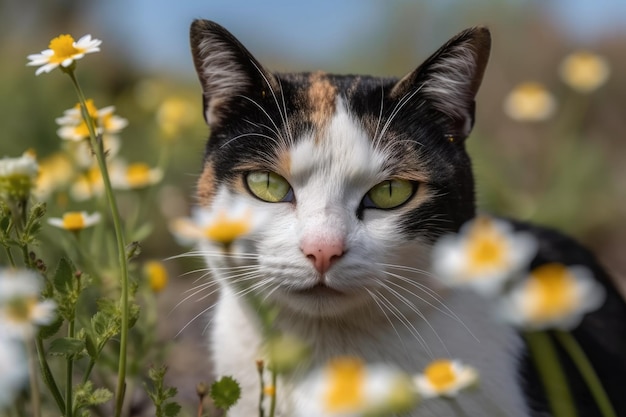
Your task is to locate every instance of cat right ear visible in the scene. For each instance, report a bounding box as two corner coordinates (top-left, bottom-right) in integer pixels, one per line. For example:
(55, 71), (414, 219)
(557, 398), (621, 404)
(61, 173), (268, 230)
(190, 19), (278, 128)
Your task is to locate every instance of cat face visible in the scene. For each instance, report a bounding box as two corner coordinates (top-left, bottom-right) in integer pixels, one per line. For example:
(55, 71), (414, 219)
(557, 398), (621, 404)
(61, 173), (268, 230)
(190, 20), (490, 317)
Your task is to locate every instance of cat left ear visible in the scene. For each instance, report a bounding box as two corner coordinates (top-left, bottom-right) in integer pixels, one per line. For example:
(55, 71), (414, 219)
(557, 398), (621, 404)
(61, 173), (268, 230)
(391, 27), (491, 140)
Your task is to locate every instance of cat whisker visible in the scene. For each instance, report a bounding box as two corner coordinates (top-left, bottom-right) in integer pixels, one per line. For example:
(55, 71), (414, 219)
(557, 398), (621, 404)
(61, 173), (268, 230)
(375, 85), (424, 149)
(220, 132), (280, 149)
(365, 288), (409, 355)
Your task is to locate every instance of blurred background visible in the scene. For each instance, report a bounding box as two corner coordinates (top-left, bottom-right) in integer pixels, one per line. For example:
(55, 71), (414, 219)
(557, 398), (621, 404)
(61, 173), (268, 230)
(1, 0), (625, 413)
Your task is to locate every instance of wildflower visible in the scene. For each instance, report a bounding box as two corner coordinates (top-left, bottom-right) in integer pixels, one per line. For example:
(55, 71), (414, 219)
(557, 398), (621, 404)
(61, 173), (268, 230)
(156, 97), (197, 139)
(500, 263), (605, 330)
(110, 161), (163, 190)
(56, 100), (128, 142)
(503, 82), (557, 121)
(27, 34), (101, 75)
(0, 151), (39, 201)
(413, 359), (478, 398)
(560, 51), (610, 93)
(432, 216), (537, 296)
(143, 260), (168, 293)
(69, 167), (103, 201)
(169, 199), (262, 247)
(0, 269), (56, 339)
(68, 135), (121, 168)
(298, 357), (418, 416)
(47, 211), (101, 232)
(0, 338), (28, 408)
(33, 152), (74, 200)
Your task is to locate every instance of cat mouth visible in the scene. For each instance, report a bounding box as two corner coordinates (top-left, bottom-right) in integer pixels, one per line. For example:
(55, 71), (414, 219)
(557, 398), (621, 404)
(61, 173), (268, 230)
(292, 283), (345, 297)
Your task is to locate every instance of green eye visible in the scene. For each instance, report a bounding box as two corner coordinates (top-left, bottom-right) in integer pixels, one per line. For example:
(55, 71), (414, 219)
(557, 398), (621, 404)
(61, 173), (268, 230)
(245, 171), (292, 203)
(364, 179), (415, 209)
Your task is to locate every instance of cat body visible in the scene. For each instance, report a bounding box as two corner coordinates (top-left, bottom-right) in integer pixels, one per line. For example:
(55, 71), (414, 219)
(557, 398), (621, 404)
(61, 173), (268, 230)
(189, 20), (626, 417)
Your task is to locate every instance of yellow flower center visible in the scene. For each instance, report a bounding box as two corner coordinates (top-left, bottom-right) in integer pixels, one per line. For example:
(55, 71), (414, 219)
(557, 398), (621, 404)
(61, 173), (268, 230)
(525, 263), (578, 321)
(144, 261), (168, 293)
(62, 212), (85, 231)
(203, 211), (251, 245)
(424, 360), (457, 391)
(6, 297), (37, 323)
(324, 357), (365, 412)
(465, 218), (509, 276)
(263, 385), (276, 398)
(126, 163), (152, 188)
(49, 34), (82, 64)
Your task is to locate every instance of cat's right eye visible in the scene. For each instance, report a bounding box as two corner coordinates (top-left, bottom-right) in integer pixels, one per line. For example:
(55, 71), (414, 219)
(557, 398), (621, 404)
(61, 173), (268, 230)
(245, 171), (293, 203)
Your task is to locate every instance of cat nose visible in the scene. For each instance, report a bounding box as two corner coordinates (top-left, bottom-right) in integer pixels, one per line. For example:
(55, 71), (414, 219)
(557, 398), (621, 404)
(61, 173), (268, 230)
(300, 236), (345, 274)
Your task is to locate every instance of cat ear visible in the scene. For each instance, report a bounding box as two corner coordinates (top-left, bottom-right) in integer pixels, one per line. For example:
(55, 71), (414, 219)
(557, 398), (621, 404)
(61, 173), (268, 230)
(391, 27), (491, 139)
(190, 19), (278, 128)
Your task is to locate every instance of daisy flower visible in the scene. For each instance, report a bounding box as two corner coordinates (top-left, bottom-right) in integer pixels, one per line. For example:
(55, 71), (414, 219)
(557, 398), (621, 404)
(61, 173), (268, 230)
(414, 359), (478, 399)
(0, 269), (57, 340)
(47, 211), (101, 232)
(297, 356), (418, 417)
(0, 337), (28, 408)
(432, 216), (537, 296)
(33, 152), (74, 200)
(503, 82), (557, 122)
(156, 96), (198, 139)
(69, 167), (103, 201)
(56, 100), (128, 142)
(560, 51), (610, 93)
(0, 150), (39, 201)
(110, 161), (163, 190)
(500, 263), (606, 330)
(27, 34), (101, 75)
(143, 260), (169, 293)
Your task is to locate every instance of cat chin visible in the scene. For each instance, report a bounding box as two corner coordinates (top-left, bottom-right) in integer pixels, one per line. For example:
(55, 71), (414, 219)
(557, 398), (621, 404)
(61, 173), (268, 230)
(270, 285), (373, 318)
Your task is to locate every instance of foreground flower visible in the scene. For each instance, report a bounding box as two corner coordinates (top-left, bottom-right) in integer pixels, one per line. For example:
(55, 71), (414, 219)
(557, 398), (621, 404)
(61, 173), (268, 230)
(0, 337), (28, 408)
(0, 269), (56, 339)
(48, 211), (101, 232)
(432, 216), (537, 295)
(503, 82), (557, 122)
(560, 51), (610, 93)
(500, 263), (605, 330)
(143, 261), (169, 293)
(27, 34), (101, 75)
(0, 150), (39, 202)
(56, 99), (128, 142)
(298, 357), (418, 416)
(110, 161), (163, 190)
(414, 359), (478, 398)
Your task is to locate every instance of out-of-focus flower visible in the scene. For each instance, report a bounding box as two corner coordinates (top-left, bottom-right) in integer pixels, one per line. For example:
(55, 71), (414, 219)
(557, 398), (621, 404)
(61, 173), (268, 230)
(500, 263), (605, 330)
(27, 34), (101, 75)
(560, 51), (610, 93)
(413, 359), (478, 399)
(68, 135), (121, 168)
(503, 82), (557, 122)
(264, 333), (310, 373)
(0, 337), (28, 408)
(169, 201), (258, 247)
(157, 96), (197, 139)
(432, 216), (537, 296)
(0, 151), (39, 201)
(298, 357), (418, 417)
(143, 261), (168, 293)
(47, 211), (101, 232)
(110, 161), (163, 190)
(56, 100), (128, 142)
(33, 152), (74, 200)
(70, 167), (103, 201)
(0, 269), (56, 339)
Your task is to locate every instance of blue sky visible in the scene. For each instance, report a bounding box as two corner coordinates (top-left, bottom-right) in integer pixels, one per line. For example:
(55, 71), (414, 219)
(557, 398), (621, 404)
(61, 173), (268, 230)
(85, 0), (626, 77)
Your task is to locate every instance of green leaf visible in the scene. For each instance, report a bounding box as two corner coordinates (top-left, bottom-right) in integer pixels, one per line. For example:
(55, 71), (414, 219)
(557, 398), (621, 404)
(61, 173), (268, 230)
(39, 315), (63, 339)
(210, 376), (241, 411)
(48, 337), (85, 358)
(53, 257), (76, 295)
(163, 402), (182, 417)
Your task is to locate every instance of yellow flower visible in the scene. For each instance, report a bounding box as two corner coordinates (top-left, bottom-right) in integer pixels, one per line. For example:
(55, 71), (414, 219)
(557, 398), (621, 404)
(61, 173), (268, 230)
(560, 51), (610, 93)
(432, 216), (537, 295)
(501, 263), (606, 330)
(503, 82), (557, 122)
(27, 34), (101, 75)
(110, 161), (163, 190)
(143, 261), (169, 293)
(56, 100), (128, 142)
(47, 211), (101, 232)
(0, 151), (39, 201)
(414, 359), (478, 398)
(70, 167), (103, 201)
(156, 97), (197, 139)
(33, 152), (74, 200)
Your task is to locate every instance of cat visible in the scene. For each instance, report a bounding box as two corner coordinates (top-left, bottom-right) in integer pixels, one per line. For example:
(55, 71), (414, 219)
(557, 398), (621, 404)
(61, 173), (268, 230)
(188, 19), (626, 417)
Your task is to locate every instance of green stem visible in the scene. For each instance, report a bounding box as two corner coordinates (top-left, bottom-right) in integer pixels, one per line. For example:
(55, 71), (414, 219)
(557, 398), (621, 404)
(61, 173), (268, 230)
(257, 361), (265, 417)
(555, 331), (617, 417)
(4, 247), (17, 267)
(25, 340), (41, 417)
(268, 369), (277, 417)
(35, 335), (65, 414)
(66, 69), (130, 417)
(66, 320), (75, 417)
(524, 331), (577, 417)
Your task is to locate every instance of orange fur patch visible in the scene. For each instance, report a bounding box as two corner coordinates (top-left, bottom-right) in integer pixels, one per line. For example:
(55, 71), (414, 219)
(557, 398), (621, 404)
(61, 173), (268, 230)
(197, 160), (216, 205)
(306, 71), (337, 134)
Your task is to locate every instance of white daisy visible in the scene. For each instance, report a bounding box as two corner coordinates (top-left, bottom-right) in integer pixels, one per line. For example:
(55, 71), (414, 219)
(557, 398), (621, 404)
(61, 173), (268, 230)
(0, 150), (39, 201)
(47, 211), (101, 232)
(503, 82), (557, 122)
(413, 359), (478, 399)
(500, 263), (606, 330)
(109, 161), (163, 190)
(0, 338), (28, 408)
(56, 100), (128, 142)
(560, 51), (610, 93)
(27, 34), (101, 75)
(432, 216), (537, 296)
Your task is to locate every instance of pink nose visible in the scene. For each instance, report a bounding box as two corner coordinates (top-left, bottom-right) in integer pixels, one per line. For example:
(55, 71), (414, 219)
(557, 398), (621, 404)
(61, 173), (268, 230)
(300, 237), (345, 274)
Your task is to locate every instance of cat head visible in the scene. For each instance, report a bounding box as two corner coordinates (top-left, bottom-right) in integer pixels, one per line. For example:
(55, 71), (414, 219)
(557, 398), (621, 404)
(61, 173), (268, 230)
(189, 20), (490, 317)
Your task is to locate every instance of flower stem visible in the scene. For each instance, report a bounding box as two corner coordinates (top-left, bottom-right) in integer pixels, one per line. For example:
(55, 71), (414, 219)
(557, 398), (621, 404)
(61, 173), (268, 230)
(524, 331), (578, 417)
(35, 335), (65, 414)
(25, 340), (41, 417)
(268, 369), (277, 417)
(66, 70), (130, 417)
(66, 320), (75, 417)
(555, 331), (617, 417)
(5, 247), (17, 267)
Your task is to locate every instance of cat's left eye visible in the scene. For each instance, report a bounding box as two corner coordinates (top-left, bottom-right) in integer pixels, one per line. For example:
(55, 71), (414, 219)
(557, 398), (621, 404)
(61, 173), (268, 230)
(245, 171), (293, 203)
(363, 179), (416, 210)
